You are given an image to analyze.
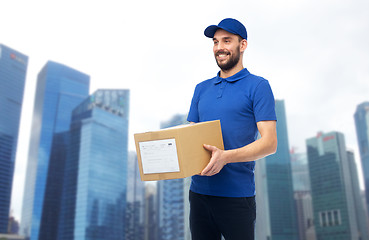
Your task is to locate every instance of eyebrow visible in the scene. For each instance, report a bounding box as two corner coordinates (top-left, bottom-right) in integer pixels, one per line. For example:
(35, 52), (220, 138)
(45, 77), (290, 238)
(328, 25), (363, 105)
(213, 36), (233, 41)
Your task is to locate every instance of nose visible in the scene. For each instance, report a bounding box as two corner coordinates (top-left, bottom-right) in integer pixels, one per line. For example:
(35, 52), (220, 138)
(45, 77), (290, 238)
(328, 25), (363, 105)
(216, 41), (225, 50)
(214, 43), (226, 53)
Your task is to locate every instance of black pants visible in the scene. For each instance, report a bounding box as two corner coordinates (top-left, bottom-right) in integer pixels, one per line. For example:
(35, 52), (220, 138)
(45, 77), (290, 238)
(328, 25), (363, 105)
(189, 190), (256, 240)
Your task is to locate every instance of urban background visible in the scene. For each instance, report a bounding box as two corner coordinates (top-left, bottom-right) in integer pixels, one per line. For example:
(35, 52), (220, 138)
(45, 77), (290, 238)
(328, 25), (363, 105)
(1, 0), (369, 239)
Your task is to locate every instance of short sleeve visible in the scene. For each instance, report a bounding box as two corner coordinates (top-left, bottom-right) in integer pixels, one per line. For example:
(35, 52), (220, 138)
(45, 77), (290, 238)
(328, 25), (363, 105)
(253, 80), (277, 122)
(187, 84), (200, 123)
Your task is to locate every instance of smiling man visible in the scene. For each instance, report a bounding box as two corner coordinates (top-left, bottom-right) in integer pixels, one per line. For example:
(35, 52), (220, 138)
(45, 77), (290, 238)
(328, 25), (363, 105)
(187, 18), (277, 240)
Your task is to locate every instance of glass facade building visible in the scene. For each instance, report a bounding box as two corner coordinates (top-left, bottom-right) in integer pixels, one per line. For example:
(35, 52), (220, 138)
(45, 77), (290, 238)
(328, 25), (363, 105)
(144, 184), (158, 240)
(0, 44), (28, 233)
(306, 132), (359, 239)
(290, 151), (316, 240)
(157, 178), (190, 240)
(255, 100), (298, 240)
(291, 151), (311, 192)
(38, 131), (70, 240)
(125, 151), (145, 240)
(57, 89), (130, 240)
(157, 114), (191, 240)
(347, 151), (369, 240)
(354, 102), (369, 214)
(20, 61), (90, 239)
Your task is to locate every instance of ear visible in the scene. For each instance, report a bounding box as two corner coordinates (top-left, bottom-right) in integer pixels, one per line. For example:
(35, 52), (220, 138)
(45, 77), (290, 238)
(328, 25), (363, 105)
(240, 39), (248, 53)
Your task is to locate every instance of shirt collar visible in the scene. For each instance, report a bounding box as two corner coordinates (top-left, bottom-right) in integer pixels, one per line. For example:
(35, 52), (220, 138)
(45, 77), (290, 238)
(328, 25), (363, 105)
(214, 68), (251, 84)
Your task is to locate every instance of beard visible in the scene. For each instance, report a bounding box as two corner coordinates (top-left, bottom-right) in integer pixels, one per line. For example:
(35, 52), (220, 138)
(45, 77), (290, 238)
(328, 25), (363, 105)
(215, 49), (241, 71)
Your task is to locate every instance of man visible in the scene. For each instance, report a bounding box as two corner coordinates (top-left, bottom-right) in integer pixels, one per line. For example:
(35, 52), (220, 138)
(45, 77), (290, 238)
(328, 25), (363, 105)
(187, 18), (277, 240)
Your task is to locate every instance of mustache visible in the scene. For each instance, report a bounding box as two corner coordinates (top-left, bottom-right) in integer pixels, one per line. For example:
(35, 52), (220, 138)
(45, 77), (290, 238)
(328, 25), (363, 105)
(215, 50), (230, 56)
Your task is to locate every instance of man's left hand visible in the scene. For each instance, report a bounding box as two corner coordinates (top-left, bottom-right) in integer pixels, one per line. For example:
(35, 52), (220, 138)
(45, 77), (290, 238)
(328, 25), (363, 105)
(201, 144), (228, 176)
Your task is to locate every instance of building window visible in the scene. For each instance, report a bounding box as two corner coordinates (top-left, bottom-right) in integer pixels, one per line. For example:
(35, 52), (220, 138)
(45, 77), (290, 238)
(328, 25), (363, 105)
(319, 210), (341, 227)
(327, 211), (332, 226)
(334, 210), (341, 225)
(322, 212), (327, 227)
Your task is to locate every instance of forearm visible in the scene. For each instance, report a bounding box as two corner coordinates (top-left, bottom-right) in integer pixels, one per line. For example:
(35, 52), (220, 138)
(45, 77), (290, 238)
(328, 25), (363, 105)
(223, 136), (277, 164)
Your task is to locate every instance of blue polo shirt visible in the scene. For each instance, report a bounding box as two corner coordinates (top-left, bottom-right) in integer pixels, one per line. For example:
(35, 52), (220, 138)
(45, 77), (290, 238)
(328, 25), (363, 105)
(187, 68), (276, 197)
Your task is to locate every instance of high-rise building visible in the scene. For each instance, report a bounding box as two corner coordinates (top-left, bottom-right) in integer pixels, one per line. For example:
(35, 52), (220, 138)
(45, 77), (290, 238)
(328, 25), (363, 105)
(290, 151), (316, 240)
(157, 178), (191, 240)
(347, 150), (369, 240)
(306, 132), (359, 239)
(291, 150), (311, 192)
(38, 131), (70, 240)
(20, 61), (90, 239)
(144, 184), (158, 240)
(157, 114), (191, 240)
(57, 89), (130, 240)
(126, 151), (145, 240)
(255, 100), (298, 240)
(0, 44), (28, 233)
(354, 102), (369, 214)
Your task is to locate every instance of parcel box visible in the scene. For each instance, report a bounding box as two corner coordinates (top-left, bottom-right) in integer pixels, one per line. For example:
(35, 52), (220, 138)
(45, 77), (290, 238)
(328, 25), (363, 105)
(134, 120), (224, 181)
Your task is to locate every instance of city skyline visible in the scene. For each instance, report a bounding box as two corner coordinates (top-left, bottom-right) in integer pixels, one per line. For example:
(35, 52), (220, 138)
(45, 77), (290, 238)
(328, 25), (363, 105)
(1, 0), (369, 222)
(0, 52), (368, 239)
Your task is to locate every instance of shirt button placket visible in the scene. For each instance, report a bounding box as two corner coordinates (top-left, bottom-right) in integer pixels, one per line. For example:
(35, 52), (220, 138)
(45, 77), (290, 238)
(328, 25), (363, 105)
(217, 80), (227, 98)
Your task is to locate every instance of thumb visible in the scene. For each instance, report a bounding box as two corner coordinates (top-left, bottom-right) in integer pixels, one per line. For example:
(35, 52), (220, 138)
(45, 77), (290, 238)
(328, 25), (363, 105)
(203, 144), (217, 152)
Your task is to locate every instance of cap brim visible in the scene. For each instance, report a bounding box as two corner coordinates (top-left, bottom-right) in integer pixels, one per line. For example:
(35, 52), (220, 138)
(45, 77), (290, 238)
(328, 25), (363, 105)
(204, 25), (243, 39)
(204, 25), (220, 38)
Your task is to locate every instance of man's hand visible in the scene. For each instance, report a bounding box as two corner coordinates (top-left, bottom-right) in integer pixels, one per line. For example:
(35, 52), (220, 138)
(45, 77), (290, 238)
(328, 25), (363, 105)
(199, 121), (277, 176)
(201, 144), (229, 176)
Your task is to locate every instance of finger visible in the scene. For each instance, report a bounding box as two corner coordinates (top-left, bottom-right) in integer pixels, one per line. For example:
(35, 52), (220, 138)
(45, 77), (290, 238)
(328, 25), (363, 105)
(201, 167), (210, 175)
(203, 144), (216, 152)
(201, 162), (213, 175)
(206, 168), (219, 176)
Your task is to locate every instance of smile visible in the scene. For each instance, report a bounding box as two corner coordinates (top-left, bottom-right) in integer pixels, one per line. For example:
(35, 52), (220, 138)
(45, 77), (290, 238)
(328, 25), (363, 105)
(216, 52), (230, 60)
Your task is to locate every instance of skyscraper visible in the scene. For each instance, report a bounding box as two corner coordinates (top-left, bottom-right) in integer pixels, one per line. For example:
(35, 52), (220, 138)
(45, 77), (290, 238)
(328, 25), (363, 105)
(157, 114), (191, 240)
(306, 132), (359, 239)
(290, 151), (316, 240)
(347, 150), (369, 240)
(0, 44), (28, 233)
(157, 178), (191, 240)
(354, 102), (369, 214)
(126, 151), (145, 240)
(255, 100), (298, 240)
(57, 89), (130, 240)
(144, 184), (158, 240)
(20, 61), (90, 239)
(290, 151), (311, 192)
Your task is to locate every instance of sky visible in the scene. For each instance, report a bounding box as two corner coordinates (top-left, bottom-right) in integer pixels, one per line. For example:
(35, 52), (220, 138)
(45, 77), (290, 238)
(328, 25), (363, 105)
(1, 0), (369, 221)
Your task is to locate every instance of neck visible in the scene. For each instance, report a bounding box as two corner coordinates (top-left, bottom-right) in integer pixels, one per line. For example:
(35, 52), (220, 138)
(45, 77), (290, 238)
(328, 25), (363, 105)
(219, 62), (244, 78)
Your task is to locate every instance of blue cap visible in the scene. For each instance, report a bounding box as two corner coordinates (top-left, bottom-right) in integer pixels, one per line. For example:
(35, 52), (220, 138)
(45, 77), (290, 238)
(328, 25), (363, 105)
(204, 18), (247, 40)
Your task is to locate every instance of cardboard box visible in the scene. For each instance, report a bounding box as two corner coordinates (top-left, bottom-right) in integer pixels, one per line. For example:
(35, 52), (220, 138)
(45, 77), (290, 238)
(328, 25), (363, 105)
(134, 120), (224, 181)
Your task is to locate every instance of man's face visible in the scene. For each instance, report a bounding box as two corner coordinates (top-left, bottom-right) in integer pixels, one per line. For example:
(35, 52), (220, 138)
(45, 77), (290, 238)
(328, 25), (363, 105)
(213, 29), (243, 71)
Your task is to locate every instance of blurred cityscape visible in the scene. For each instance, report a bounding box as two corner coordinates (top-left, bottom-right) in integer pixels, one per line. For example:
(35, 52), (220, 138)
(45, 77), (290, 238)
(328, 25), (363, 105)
(1, 42), (369, 240)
